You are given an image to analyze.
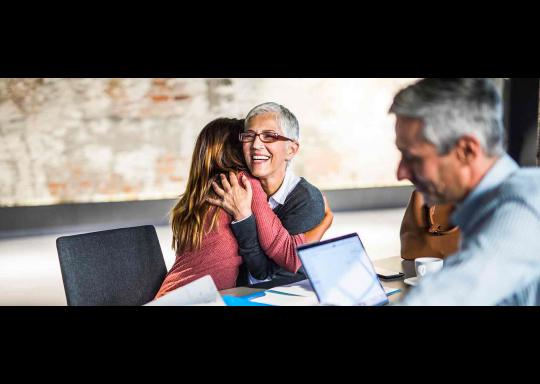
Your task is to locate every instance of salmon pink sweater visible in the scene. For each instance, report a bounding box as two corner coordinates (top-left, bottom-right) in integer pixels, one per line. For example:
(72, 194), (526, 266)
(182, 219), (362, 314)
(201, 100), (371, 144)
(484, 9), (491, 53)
(154, 174), (305, 298)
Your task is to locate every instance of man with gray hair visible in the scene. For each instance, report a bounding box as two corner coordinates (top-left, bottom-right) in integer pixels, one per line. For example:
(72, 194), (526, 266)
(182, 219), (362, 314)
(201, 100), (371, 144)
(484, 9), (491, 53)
(210, 102), (332, 287)
(390, 78), (540, 305)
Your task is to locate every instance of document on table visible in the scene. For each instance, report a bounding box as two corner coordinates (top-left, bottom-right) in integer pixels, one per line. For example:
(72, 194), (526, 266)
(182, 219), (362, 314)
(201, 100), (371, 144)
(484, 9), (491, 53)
(248, 279), (400, 306)
(249, 280), (318, 306)
(268, 279), (315, 297)
(145, 275), (225, 306)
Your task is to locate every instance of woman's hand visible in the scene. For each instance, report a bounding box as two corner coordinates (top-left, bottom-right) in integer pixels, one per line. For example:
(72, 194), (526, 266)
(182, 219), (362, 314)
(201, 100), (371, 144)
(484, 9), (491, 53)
(207, 172), (253, 221)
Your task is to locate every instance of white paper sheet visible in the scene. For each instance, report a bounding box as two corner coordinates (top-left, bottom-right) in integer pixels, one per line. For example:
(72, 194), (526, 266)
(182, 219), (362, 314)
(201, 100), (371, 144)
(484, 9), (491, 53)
(267, 279), (315, 297)
(253, 279), (400, 306)
(145, 275), (225, 306)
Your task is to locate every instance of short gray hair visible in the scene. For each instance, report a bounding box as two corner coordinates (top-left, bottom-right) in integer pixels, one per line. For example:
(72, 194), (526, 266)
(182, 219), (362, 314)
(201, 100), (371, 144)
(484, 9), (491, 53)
(245, 102), (300, 141)
(389, 78), (504, 156)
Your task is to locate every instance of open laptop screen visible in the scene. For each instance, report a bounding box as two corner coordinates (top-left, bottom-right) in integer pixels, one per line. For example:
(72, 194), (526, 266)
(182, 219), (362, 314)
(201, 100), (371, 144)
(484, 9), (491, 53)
(297, 233), (389, 306)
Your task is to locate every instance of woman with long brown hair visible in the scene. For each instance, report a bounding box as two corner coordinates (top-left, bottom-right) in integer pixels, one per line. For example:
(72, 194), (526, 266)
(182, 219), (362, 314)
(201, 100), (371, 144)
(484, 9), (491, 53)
(155, 117), (331, 297)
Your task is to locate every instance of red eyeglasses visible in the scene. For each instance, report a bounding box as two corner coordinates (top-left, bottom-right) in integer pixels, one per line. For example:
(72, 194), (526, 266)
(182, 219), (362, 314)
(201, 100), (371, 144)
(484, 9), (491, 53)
(239, 131), (297, 144)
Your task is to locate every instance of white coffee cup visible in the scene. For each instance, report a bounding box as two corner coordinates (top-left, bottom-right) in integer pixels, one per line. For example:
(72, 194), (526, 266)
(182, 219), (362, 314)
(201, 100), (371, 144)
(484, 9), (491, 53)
(415, 257), (444, 280)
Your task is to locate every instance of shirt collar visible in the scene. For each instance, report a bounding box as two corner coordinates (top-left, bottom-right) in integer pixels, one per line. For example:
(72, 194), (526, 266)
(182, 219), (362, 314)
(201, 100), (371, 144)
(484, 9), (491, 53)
(268, 167), (301, 207)
(452, 153), (519, 227)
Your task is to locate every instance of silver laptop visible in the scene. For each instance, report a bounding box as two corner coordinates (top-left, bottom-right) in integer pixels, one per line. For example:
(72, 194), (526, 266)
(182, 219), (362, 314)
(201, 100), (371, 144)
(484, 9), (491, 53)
(297, 233), (389, 306)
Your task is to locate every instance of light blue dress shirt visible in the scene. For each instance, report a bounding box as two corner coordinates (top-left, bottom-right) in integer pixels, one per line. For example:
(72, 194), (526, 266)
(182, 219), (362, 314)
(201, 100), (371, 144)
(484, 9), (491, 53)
(400, 154), (540, 306)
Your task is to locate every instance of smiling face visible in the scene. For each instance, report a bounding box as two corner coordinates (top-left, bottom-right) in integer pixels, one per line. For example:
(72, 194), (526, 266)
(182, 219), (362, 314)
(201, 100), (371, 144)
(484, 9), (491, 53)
(242, 113), (299, 195)
(395, 116), (468, 206)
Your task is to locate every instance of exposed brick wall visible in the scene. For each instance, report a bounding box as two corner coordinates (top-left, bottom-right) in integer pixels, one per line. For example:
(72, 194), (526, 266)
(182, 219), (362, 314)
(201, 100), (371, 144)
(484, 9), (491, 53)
(1, 78), (425, 207)
(0, 78), (244, 206)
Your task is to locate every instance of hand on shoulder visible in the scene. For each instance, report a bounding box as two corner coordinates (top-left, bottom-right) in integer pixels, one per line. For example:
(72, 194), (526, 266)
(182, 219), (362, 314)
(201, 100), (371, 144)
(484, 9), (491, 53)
(207, 171), (253, 221)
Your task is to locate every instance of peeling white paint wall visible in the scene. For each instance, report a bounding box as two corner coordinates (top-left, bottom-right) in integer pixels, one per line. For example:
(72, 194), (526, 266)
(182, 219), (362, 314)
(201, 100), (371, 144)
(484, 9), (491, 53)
(0, 78), (418, 207)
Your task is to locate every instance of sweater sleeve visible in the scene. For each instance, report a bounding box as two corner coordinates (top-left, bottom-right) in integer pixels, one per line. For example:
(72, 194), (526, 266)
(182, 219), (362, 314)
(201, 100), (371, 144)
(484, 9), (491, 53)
(247, 175), (306, 273)
(230, 214), (278, 280)
(229, 172), (280, 280)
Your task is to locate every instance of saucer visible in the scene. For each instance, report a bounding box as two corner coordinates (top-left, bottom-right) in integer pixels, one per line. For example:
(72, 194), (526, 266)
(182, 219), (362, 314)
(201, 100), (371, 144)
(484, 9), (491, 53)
(404, 277), (419, 286)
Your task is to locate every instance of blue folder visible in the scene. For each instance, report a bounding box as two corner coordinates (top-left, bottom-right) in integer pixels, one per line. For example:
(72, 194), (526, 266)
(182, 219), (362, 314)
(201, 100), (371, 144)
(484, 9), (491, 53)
(222, 293), (273, 306)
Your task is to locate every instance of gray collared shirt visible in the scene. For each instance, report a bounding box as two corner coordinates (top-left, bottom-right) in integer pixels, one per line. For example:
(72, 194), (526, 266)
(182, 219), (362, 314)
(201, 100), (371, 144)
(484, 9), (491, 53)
(400, 154), (540, 306)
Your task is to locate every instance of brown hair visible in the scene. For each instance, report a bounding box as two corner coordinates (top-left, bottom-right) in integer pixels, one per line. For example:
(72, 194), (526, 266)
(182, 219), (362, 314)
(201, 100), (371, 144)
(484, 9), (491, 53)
(170, 118), (246, 253)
